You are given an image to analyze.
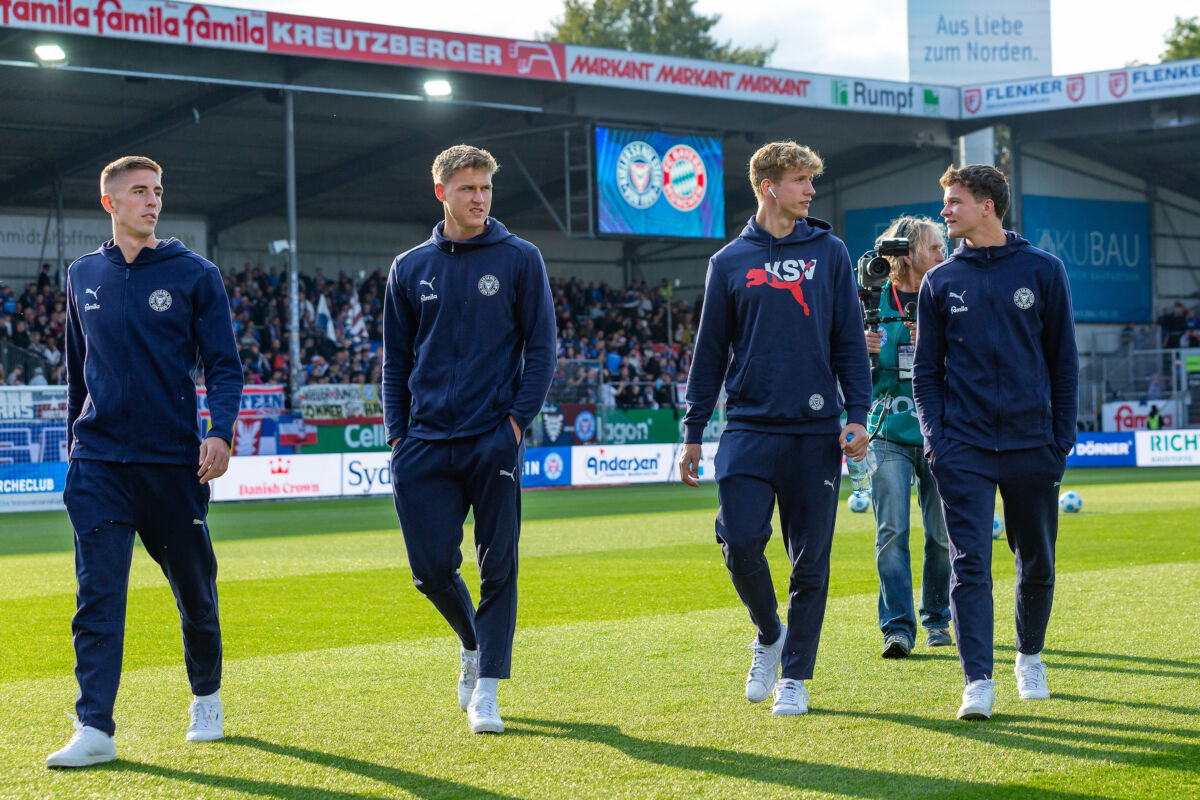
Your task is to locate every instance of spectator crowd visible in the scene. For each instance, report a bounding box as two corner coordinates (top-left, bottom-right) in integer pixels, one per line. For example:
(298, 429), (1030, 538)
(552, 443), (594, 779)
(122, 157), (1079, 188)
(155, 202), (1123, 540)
(0, 263), (704, 409)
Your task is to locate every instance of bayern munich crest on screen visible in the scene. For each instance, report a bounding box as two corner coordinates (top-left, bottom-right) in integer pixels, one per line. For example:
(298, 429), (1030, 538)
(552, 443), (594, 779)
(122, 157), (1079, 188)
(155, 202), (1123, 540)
(615, 140), (663, 210)
(661, 144), (706, 212)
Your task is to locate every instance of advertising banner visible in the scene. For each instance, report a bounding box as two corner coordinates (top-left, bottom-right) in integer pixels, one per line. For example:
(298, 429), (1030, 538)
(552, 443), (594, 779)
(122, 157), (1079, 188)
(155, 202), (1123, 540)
(0, 213), (206, 259)
(0, 386), (67, 422)
(209, 454), (342, 501)
(908, 0), (1050, 86)
(522, 446), (572, 488)
(568, 46), (959, 119)
(596, 408), (680, 444)
(305, 422), (391, 453)
(0, 0), (267, 50)
(1135, 430), (1200, 467)
(1065, 433), (1136, 468)
(1098, 61), (1200, 106)
(0, 1), (564, 82)
(0, 461), (68, 512)
(962, 57), (1200, 118)
(296, 384), (383, 422)
(536, 403), (597, 446)
(268, 13), (564, 81)
(197, 384), (286, 419)
(1102, 400), (1183, 433)
(341, 451), (392, 496)
(1021, 196), (1152, 323)
(570, 444), (675, 486)
(595, 127), (724, 240)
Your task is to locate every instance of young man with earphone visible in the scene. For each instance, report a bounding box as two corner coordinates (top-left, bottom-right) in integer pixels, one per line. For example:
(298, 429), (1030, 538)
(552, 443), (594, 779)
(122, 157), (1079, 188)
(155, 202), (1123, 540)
(679, 140), (871, 716)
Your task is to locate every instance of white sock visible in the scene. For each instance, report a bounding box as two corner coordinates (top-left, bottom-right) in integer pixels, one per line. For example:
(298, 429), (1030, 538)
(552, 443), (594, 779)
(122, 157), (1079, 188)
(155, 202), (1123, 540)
(462, 647), (478, 657)
(474, 677), (499, 697)
(1015, 651), (1042, 669)
(195, 690), (220, 703)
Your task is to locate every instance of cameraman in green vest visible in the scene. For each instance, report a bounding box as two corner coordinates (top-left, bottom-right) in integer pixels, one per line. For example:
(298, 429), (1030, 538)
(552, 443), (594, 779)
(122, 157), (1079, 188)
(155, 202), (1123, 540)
(864, 216), (953, 659)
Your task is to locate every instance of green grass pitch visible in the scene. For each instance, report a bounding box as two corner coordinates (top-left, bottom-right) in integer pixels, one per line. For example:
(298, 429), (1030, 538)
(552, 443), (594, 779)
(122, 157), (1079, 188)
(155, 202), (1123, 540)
(1, 467), (1198, 799)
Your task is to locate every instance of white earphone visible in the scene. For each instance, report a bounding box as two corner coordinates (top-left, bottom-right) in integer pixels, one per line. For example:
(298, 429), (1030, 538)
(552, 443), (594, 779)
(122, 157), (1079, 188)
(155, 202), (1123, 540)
(767, 185), (778, 199)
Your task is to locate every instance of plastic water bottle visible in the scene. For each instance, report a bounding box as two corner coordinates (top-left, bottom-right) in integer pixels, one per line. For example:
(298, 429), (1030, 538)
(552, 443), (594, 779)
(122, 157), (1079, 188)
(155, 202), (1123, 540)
(846, 433), (877, 495)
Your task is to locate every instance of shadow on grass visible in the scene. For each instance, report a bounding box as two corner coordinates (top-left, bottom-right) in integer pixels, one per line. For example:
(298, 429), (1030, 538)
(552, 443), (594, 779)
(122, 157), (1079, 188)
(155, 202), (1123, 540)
(820, 707), (1198, 771)
(109, 736), (521, 800)
(1055, 693), (1200, 719)
(505, 716), (1124, 800)
(994, 645), (1200, 680)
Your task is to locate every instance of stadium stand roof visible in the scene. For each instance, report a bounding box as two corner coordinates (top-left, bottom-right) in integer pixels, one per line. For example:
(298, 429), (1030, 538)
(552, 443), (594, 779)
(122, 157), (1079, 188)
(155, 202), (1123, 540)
(1, 1), (1197, 240)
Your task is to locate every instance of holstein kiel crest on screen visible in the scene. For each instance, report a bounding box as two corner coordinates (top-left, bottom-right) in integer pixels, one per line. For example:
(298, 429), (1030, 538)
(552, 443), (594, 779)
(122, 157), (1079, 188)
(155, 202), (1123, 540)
(616, 140), (663, 210)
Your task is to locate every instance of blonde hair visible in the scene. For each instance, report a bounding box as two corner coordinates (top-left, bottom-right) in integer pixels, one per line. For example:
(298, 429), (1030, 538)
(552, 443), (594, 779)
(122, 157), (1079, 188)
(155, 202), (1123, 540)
(431, 144), (499, 185)
(748, 140), (824, 202)
(100, 156), (162, 195)
(875, 216), (946, 283)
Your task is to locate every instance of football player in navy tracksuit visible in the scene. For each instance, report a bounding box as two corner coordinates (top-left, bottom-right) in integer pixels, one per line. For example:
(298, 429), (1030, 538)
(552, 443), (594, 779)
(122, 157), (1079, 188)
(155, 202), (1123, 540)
(913, 164), (1078, 721)
(47, 157), (243, 768)
(382, 145), (556, 734)
(679, 141), (872, 716)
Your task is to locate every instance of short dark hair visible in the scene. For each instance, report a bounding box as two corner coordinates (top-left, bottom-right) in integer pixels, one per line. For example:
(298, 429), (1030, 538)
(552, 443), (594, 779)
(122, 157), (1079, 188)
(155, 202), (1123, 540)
(940, 164), (1009, 221)
(100, 156), (162, 194)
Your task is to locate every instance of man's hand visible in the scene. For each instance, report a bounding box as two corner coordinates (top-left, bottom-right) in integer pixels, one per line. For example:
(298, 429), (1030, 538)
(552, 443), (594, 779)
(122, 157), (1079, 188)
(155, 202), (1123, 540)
(198, 436), (231, 484)
(840, 423), (869, 461)
(678, 443), (702, 487)
(509, 416), (522, 443)
(865, 330), (882, 355)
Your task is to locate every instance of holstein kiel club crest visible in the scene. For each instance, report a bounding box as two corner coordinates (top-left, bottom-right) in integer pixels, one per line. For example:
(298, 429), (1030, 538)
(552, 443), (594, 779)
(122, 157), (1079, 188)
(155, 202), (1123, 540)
(616, 140), (663, 210)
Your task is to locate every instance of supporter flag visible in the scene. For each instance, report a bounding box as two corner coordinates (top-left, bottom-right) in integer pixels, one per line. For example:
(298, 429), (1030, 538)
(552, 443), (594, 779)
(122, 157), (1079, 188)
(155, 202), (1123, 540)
(316, 294), (337, 342)
(345, 291), (367, 343)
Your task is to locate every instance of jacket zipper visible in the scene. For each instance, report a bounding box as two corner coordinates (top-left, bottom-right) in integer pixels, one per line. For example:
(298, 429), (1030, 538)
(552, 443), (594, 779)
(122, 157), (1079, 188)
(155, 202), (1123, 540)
(121, 267), (131, 461)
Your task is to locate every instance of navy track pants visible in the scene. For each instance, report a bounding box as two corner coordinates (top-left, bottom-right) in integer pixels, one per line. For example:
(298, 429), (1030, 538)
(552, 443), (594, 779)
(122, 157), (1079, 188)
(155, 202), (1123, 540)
(928, 439), (1064, 683)
(391, 420), (524, 679)
(713, 430), (843, 681)
(63, 459), (221, 737)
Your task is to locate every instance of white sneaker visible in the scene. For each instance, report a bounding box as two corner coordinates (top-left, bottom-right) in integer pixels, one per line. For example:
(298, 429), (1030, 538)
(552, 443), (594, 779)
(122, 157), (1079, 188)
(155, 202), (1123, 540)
(467, 688), (504, 734)
(1016, 660), (1051, 700)
(459, 648), (479, 712)
(745, 627), (786, 703)
(46, 717), (116, 768)
(771, 679), (809, 716)
(186, 698), (224, 742)
(957, 679), (996, 720)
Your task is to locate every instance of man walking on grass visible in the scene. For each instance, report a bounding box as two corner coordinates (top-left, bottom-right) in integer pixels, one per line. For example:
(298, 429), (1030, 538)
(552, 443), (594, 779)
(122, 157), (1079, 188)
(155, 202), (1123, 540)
(913, 164), (1078, 721)
(48, 156), (242, 767)
(679, 140), (871, 716)
(383, 145), (556, 734)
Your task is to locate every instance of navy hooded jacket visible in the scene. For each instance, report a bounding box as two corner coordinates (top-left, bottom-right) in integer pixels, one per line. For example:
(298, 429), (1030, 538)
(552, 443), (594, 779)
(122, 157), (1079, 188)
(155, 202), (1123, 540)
(64, 238), (243, 464)
(683, 216), (871, 443)
(382, 218), (556, 443)
(913, 231), (1078, 455)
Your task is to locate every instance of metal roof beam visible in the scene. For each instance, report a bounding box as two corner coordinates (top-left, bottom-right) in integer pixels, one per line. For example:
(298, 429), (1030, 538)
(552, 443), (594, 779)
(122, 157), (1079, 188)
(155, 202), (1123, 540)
(0, 85), (255, 200)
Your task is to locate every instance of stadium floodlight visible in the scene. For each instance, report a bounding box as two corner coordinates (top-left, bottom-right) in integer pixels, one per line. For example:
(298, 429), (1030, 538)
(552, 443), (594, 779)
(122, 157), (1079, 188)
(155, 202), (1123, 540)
(423, 79), (452, 98)
(34, 44), (67, 66)
(268, 239), (293, 255)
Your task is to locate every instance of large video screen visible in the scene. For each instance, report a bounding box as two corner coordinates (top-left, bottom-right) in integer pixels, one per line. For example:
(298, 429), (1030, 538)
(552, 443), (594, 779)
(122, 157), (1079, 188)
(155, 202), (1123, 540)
(595, 126), (724, 239)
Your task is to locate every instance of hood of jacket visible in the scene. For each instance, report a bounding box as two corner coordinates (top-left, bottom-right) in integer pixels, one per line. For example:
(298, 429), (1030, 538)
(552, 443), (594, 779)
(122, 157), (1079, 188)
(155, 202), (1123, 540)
(432, 217), (515, 253)
(100, 237), (189, 268)
(949, 230), (1032, 267)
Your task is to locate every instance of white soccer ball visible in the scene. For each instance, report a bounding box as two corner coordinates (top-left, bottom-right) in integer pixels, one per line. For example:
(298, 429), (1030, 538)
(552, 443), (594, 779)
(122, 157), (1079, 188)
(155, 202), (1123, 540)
(992, 514), (1004, 540)
(1059, 491), (1083, 513)
(848, 492), (871, 513)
